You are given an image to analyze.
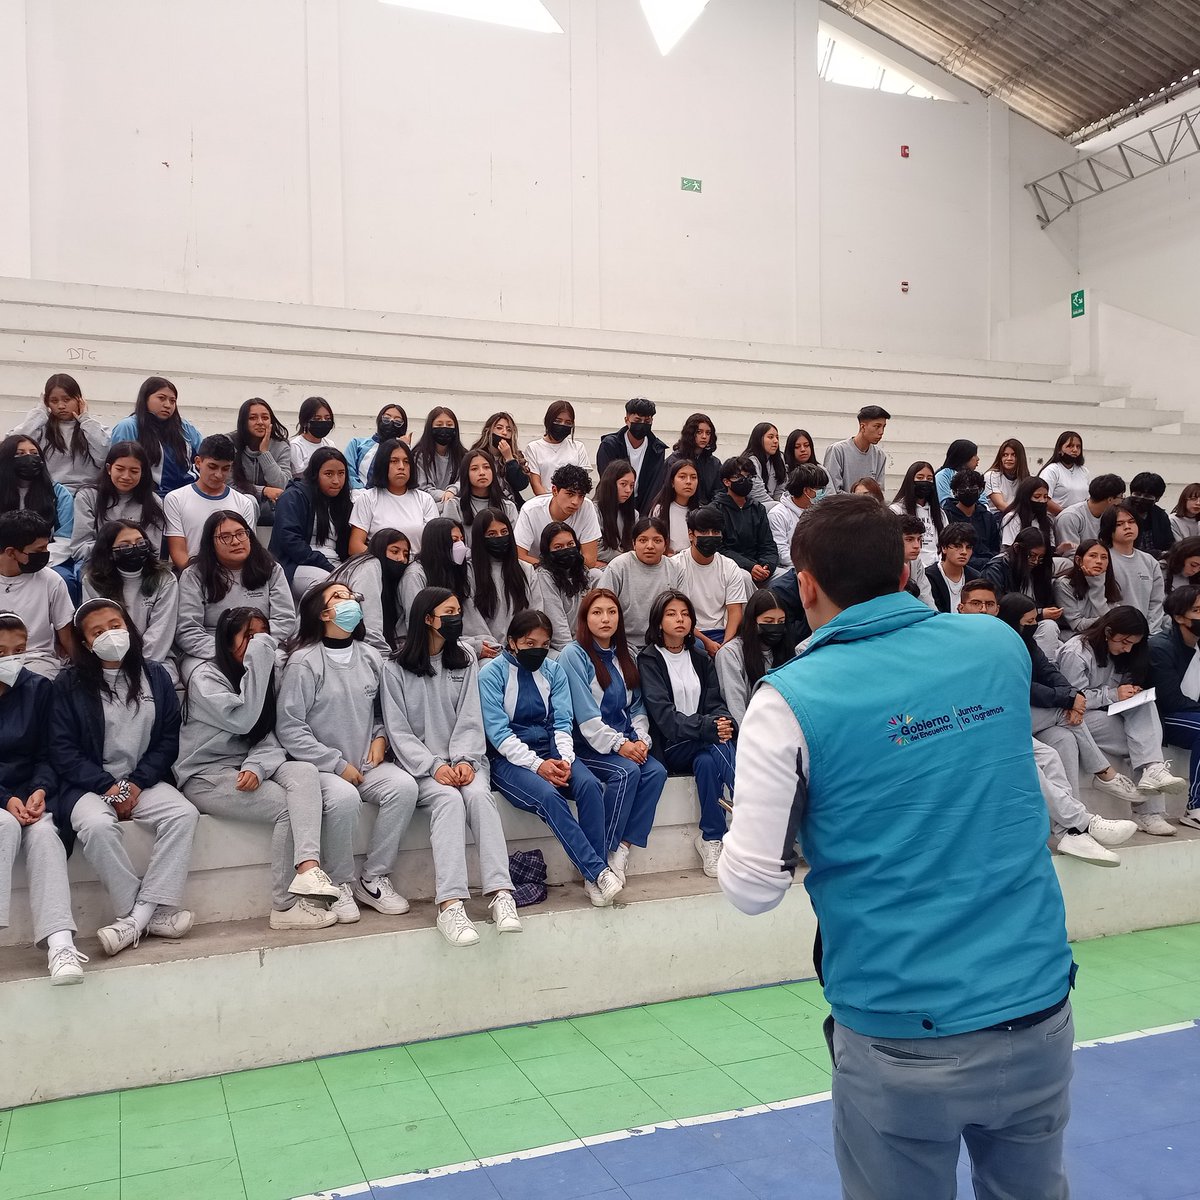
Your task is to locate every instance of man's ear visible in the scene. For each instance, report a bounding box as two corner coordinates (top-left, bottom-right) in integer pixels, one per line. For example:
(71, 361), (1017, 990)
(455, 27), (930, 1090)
(797, 569), (820, 612)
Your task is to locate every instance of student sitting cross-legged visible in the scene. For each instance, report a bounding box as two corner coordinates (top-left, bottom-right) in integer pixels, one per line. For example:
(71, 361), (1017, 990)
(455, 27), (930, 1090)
(559, 588), (667, 888)
(381, 586), (522, 946)
(478, 609), (623, 908)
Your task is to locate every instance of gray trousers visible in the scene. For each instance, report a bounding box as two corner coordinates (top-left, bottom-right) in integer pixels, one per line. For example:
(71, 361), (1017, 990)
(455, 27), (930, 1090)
(1032, 740), (1089, 837)
(1031, 706), (1109, 795)
(828, 1003), (1074, 1200)
(318, 762), (417, 880)
(70, 783), (199, 917)
(0, 812), (76, 945)
(416, 772), (513, 904)
(183, 760), (358, 908)
(1084, 708), (1166, 816)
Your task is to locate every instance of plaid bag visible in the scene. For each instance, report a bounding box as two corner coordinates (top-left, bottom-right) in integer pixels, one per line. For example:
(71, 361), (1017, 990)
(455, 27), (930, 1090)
(508, 848), (548, 908)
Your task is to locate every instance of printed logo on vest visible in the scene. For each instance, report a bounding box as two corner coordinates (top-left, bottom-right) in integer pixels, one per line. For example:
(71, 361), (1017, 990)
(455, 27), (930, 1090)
(886, 702), (1006, 746)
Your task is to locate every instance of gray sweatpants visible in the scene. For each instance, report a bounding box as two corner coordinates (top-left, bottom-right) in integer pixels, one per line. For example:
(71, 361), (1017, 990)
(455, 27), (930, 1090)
(318, 762), (417, 881)
(1031, 706), (1109, 795)
(1084, 708), (1167, 816)
(1032, 739), (1089, 837)
(182, 760), (358, 908)
(416, 772), (513, 904)
(70, 783), (199, 917)
(0, 812), (76, 945)
(827, 1003), (1074, 1200)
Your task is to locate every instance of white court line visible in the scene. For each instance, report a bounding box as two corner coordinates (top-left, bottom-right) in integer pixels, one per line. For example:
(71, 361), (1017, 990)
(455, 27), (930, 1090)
(292, 1018), (1198, 1199)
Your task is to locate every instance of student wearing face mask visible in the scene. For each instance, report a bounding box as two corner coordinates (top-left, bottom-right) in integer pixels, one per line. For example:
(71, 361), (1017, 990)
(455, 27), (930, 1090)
(1056, 608), (1185, 835)
(0, 511), (75, 678)
(1149, 586), (1200, 829)
(289, 397), (337, 476)
(934, 440), (980, 506)
(0, 435), (76, 596)
(524, 402), (593, 496)
(671, 506), (749, 655)
(715, 590), (795, 724)
(479, 610), (621, 907)
(52, 600), (198, 957)
(890, 461), (944, 565)
(1055, 540), (1121, 632)
(70, 442), (165, 569)
(713, 456), (779, 587)
(532, 523), (596, 653)
(328, 528), (410, 655)
(411, 407), (466, 509)
(1099, 503), (1167, 633)
(769, 465), (828, 570)
(940, 469), (999, 571)
(999, 476), (1056, 549)
(599, 517), (674, 655)
(0, 613), (87, 985)
(345, 404), (410, 490)
(1127, 472), (1176, 558)
(464, 509), (534, 649)
(596, 398), (667, 515)
(277, 581), (419, 923)
(1040, 432), (1089, 515)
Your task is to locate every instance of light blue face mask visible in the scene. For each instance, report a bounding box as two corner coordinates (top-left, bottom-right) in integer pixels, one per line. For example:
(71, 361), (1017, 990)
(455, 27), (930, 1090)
(332, 598), (363, 632)
(811, 488), (827, 503)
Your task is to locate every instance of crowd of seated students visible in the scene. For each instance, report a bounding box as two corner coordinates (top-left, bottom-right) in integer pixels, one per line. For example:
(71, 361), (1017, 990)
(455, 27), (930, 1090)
(3, 376), (1200, 985)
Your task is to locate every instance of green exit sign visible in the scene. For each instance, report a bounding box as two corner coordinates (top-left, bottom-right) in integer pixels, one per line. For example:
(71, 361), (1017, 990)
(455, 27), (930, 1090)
(681, 177), (702, 193)
(1070, 288), (1085, 318)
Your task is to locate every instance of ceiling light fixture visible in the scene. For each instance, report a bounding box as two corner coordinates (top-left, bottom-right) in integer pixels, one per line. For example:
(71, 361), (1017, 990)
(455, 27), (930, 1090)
(379, 0), (562, 35)
(639, 0), (711, 55)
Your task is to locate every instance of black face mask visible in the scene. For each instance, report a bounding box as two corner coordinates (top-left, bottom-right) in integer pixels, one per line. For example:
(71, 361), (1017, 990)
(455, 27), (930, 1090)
(380, 558), (408, 582)
(514, 646), (549, 672)
(1018, 624), (1037, 643)
(13, 456), (42, 482)
(1059, 453), (1078, 467)
(379, 419), (407, 440)
(729, 477), (753, 497)
(913, 480), (935, 502)
(757, 623), (787, 647)
(695, 536), (722, 557)
(548, 423), (573, 444)
(1129, 497), (1153, 516)
(490, 432), (508, 450)
(549, 546), (581, 569)
(1030, 500), (1048, 514)
(18, 550), (49, 575)
(308, 418), (334, 438)
(1190, 619), (1200, 638)
(628, 421), (652, 441)
(436, 614), (463, 643)
(956, 489), (981, 507)
(112, 544), (151, 572)
(483, 534), (512, 558)
(432, 427), (457, 446)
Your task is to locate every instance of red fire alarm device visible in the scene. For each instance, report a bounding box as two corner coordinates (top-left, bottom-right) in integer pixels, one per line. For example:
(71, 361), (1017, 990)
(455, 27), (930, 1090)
(900, 145), (910, 158)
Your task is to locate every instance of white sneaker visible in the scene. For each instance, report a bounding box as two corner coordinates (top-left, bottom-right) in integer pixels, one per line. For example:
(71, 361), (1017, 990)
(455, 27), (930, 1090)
(597, 867), (623, 904)
(608, 843), (631, 886)
(147, 908), (194, 939)
(1179, 809), (1200, 831)
(1093, 772), (1141, 803)
(1057, 831), (1120, 867)
(695, 834), (722, 878)
(489, 891), (523, 934)
(331, 883), (361, 924)
(1135, 812), (1177, 837)
(48, 946), (87, 985)
(288, 866), (340, 900)
(269, 899), (337, 930)
(97, 917), (141, 957)
(1087, 815), (1137, 847)
(1137, 763), (1188, 794)
(353, 875), (410, 915)
(436, 901), (480, 947)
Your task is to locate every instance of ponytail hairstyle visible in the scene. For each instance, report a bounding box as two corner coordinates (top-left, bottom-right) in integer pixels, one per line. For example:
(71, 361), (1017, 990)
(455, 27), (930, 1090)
(212, 607), (277, 744)
(738, 587), (796, 688)
(470, 507), (528, 622)
(394, 586), (471, 676)
(40, 373), (98, 467)
(574, 587), (638, 691)
(92, 441), (164, 536)
(133, 376), (187, 471)
(594, 460), (636, 554)
(1078, 605), (1150, 686)
(70, 598), (146, 708)
(538, 521), (589, 599)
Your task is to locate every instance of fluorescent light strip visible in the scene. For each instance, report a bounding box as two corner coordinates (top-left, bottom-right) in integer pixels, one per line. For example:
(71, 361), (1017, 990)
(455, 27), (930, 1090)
(379, 0), (562, 34)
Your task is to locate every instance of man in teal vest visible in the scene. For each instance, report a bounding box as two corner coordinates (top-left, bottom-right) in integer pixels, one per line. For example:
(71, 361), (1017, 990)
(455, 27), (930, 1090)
(719, 493), (1074, 1200)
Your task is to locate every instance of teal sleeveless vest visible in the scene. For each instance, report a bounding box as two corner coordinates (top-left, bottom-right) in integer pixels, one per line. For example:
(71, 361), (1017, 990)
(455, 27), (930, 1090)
(768, 591), (1072, 1038)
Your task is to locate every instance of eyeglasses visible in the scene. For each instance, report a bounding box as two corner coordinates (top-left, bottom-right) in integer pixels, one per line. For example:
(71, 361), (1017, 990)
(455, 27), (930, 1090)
(215, 529), (250, 546)
(1109, 635), (1138, 649)
(962, 599), (1000, 612)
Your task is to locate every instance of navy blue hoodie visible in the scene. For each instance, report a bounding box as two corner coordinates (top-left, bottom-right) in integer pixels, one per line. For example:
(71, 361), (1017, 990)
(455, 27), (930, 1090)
(0, 668), (57, 807)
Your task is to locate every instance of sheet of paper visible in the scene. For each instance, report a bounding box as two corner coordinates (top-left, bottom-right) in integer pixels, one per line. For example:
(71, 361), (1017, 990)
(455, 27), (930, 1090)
(1107, 687), (1156, 716)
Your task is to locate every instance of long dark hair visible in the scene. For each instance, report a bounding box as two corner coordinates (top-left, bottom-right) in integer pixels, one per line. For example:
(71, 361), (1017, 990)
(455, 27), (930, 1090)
(411, 406), (464, 483)
(86, 520), (172, 600)
(329, 527), (410, 648)
(303, 447), (352, 555)
(785, 428), (816, 467)
(739, 588), (796, 688)
(212, 607), (277, 743)
(1003, 476), (1055, 545)
(0, 435), (58, 524)
(891, 461), (944, 534)
(417, 518), (471, 600)
(455, 449), (510, 526)
(645, 588), (696, 650)
(1048, 430), (1085, 468)
(1078, 605), (1150, 686)
(1004, 528), (1054, 607)
(40, 373), (98, 466)
(368, 438), (412, 491)
(538, 522), (589, 598)
(594, 460), (636, 554)
(1099, 502), (1139, 550)
(940, 440), (978, 473)
(649, 458), (701, 523)
(985, 437), (1031, 483)
(285, 577), (365, 658)
(374, 402), (408, 439)
(1065, 539), (1120, 603)
(1165, 536), (1200, 593)
(195, 509), (275, 603)
(575, 587), (638, 690)
(133, 376), (187, 470)
(231, 398), (289, 493)
(470, 507), (528, 622)
(673, 413), (717, 460)
(997, 593), (1038, 658)
(70, 599), (146, 708)
(394, 586), (471, 676)
(744, 422), (786, 494)
(91, 441), (164, 535)
(295, 396), (333, 437)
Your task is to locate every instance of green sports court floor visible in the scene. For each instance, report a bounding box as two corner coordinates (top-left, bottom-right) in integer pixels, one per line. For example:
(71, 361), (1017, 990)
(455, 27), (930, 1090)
(3, 922), (1200, 1200)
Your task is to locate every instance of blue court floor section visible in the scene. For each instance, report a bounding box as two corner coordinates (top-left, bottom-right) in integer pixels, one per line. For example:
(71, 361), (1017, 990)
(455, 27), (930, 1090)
(365, 1024), (1200, 1200)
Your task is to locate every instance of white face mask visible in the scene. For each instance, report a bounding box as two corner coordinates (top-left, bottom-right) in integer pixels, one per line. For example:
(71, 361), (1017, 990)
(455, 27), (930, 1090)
(451, 540), (471, 566)
(91, 628), (131, 664)
(0, 654), (26, 685)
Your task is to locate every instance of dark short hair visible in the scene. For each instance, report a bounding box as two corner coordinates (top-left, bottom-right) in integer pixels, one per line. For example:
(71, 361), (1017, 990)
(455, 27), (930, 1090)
(550, 464), (593, 495)
(687, 505), (724, 533)
(1089, 473), (1126, 502)
(1130, 472), (1166, 499)
(719, 455), (753, 482)
(857, 405), (890, 422)
(951, 469), (985, 493)
(625, 397), (656, 418)
(786, 464), (828, 496)
(961, 578), (998, 601)
(939, 522), (977, 549)
(792, 493), (903, 609)
(0, 509), (51, 551)
(631, 516), (668, 540)
(196, 433), (236, 462)
(1165, 585), (1200, 618)
(898, 514), (925, 537)
(506, 609), (554, 643)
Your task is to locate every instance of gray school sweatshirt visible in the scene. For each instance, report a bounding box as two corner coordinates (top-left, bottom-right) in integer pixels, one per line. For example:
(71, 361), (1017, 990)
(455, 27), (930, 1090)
(398, 562), (493, 649)
(467, 558), (536, 645)
(276, 641), (385, 776)
(82, 569), (179, 664)
(1110, 548), (1167, 632)
(175, 562), (297, 660)
(1053, 572), (1112, 632)
(175, 634), (286, 787)
(100, 668), (156, 779)
(532, 568), (589, 652)
(598, 551), (676, 653)
(69, 488), (163, 563)
(380, 649), (486, 778)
